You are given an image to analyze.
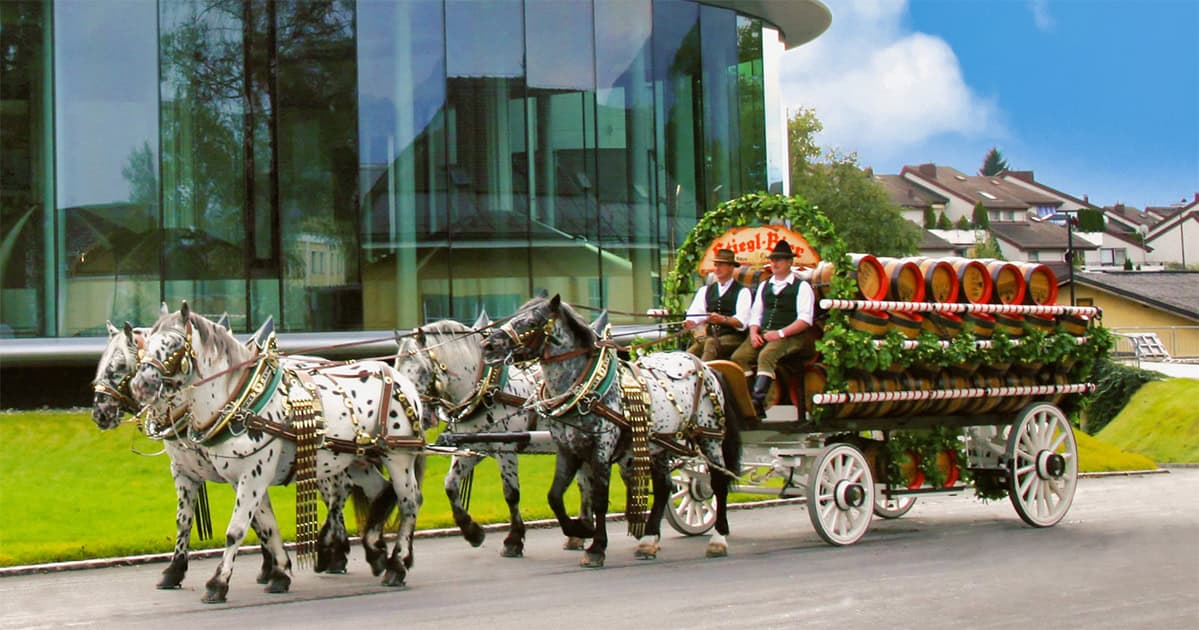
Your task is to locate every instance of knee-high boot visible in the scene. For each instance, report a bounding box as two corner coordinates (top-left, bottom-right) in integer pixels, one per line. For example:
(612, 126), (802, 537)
(751, 374), (774, 417)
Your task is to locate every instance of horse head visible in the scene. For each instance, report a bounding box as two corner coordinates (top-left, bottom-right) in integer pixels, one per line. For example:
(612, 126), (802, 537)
(92, 321), (144, 429)
(396, 319), (490, 429)
(130, 301), (249, 407)
(481, 294), (595, 366)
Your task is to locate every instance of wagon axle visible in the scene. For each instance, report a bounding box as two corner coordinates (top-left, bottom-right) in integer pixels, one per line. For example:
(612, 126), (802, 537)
(835, 481), (867, 510)
(1038, 451), (1067, 479)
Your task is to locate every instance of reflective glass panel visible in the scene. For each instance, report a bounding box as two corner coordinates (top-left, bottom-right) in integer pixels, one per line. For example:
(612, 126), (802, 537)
(55, 0), (159, 335)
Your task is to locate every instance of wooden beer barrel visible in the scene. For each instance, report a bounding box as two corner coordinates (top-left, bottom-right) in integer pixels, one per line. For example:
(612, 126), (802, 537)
(732, 265), (770, 290)
(889, 311), (924, 340)
(910, 257), (960, 303)
(946, 258), (993, 304)
(1014, 262), (1058, 306)
(994, 312), (1025, 337)
(1058, 312), (1090, 336)
(922, 311), (964, 339)
(964, 312), (996, 338)
(848, 309), (890, 337)
(880, 257), (926, 302)
(1027, 313), (1057, 333)
(984, 260), (1027, 305)
(848, 253), (889, 301)
(803, 364), (827, 414)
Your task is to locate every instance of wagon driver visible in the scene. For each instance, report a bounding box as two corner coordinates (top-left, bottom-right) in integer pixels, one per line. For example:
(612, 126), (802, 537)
(683, 248), (752, 361)
(731, 240), (816, 415)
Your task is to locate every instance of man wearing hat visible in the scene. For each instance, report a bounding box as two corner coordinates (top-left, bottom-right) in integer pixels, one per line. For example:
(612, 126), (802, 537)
(683, 248), (753, 361)
(731, 240), (816, 415)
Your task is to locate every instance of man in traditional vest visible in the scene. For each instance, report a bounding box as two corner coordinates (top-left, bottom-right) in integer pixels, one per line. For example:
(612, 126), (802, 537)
(731, 240), (816, 415)
(683, 248), (752, 361)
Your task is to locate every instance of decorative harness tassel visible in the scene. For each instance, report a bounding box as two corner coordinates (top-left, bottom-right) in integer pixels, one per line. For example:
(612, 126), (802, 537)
(620, 365), (653, 538)
(290, 376), (322, 568)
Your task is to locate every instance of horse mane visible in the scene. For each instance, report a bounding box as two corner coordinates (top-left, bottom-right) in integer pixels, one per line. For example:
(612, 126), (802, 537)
(151, 309), (248, 363)
(540, 297), (597, 349)
(418, 319), (481, 366)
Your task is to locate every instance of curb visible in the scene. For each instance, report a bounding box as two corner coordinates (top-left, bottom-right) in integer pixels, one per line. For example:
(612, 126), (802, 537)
(0, 497), (803, 578)
(0, 468), (1179, 578)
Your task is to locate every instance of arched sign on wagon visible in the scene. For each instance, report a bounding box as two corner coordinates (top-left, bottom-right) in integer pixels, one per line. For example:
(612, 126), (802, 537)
(696, 225), (820, 275)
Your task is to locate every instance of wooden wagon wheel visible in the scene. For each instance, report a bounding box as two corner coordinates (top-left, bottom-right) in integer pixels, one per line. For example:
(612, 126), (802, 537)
(1006, 402), (1078, 527)
(664, 458), (717, 536)
(873, 492), (916, 519)
(807, 443), (874, 545)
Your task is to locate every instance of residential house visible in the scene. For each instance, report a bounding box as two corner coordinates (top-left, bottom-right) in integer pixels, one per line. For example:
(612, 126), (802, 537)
(1001, 170), (1153, 268)
(900, 163), (1062, 225)
(1066, 270), (1199, 358)
(1143, 194), (1199, 267)
(989, 220), (1096, 265)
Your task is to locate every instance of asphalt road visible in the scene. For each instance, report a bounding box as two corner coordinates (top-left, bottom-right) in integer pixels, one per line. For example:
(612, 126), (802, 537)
(2, 469), (1196, 630)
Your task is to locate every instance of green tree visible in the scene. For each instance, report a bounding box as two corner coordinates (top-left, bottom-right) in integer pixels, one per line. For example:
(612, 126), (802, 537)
(1077, 208), (1105, 231)
(972, 233), (1004, 259)
(956, 216), (970, 230)
(788, 108), (919, 256)
(971, 201), (990, 228)
(936, 212), (952, 230)
(980, 147), (1009, 175)
(923, 206), (937, 229)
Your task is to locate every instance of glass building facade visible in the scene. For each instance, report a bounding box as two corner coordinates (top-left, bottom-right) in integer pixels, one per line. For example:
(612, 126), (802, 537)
(2, 0), (822, 345)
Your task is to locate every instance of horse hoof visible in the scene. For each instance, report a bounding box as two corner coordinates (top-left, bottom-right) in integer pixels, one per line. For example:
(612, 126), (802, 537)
(562, 537), (586, 551)
(579, 552), (605, 568)
(705, 543), (728, 558)
(325, 558), (348, 575)
(156, 581), (183, 590)
(255, 568), (272, 584)
(501, 544), (524, 558)
(266, 573), (291, 594)
(201, 585), (228, 604)
(381, 569), (407, 588)
(463, 523), (486, 547)
(634, 542), (659, 560)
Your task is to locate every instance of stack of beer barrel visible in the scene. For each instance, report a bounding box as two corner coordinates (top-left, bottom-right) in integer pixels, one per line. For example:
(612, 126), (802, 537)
(800, 254), (1089, 420)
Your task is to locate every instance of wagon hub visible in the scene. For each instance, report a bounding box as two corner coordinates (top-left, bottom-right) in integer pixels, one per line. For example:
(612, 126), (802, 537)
(834, 481), (867, 510)
(1037, 451), (1066, 479)
(687, 474), (715, 502)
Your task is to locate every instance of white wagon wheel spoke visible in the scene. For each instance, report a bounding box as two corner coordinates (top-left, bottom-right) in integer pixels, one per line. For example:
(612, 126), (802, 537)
(807, 443), (874, 546)
(1006, 403), (1078, 528)
(665, 458), (717, 536)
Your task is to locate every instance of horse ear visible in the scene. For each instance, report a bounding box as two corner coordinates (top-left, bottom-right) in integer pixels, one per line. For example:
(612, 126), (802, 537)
(534, 288), (549, 299)
(106, 321), (120, 336)
(180, 300), (190, 322)
(122, 322), (136, 346)
(549, 294), (561, 312)
(248, 315), (274, 346)
(590, 310), (610, 337)
(472, 309), (491, 329)
(159, 302), (169, 318)
(215, 312), (231, 331)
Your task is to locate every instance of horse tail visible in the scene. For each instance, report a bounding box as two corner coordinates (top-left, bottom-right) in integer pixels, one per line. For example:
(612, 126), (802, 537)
(711, 371), (742, 474)
(361, 481), (399, 533)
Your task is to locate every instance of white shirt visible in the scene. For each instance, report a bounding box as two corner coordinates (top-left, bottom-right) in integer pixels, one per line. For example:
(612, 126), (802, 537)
(686, 279), (752, 331)
(749, 272), (815, 329)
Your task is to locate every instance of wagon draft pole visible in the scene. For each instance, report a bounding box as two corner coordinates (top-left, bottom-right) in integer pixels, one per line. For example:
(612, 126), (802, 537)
(659, 192), (1112, 545)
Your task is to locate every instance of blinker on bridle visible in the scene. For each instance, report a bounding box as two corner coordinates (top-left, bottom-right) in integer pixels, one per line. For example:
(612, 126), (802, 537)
(499, 313), (557, 361)
(139, 319), (197, 379)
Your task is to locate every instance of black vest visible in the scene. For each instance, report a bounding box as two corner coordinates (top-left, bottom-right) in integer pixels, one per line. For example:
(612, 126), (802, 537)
(762, 279), (799, 330)
(705, 280), (745, 337)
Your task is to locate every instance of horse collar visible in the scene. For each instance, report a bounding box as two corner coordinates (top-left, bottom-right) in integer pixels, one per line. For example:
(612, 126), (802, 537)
(536, 345), (618, 418)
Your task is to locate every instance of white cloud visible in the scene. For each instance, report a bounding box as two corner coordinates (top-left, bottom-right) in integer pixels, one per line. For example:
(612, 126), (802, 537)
(779, 0), (1003, 163)
(1028, 0), (1055, 32)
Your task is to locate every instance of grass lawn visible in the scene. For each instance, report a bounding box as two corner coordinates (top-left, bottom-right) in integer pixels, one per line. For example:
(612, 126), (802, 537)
(1096, 378), (1199, 463)
(0, 402), (1165, 567)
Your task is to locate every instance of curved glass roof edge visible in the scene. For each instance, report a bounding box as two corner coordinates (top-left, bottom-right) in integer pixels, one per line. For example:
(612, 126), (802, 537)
(698, 0), (831, 48)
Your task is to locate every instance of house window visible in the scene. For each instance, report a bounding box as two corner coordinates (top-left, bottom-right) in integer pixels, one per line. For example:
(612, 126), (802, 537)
(1077, 298), (1094, 307)
(1099, 248), (1126, 266)
(1028, 252), (1040, 261)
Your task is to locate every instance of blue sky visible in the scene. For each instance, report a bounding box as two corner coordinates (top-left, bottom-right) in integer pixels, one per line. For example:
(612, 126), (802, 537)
(780, 0), (1199, 210)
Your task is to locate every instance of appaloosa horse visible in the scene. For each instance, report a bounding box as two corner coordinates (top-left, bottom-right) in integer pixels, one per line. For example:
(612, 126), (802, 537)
(92, 317), (395, 591)
(129, 303), (425, 603)
(481, 295), (742, 568)
(394, 316), (591, 557)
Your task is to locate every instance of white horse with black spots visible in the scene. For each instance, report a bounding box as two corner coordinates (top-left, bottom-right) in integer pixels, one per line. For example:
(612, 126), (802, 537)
(129, 303), (425, 603)
(394, 316), (592, 557)
(91, 318), (395, 590)
(480, 295), (743, 568)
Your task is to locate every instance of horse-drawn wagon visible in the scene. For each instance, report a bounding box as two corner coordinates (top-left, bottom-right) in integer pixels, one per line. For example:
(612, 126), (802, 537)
(655, 193), (1109, 546)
